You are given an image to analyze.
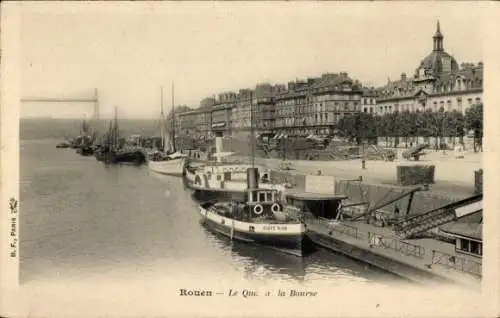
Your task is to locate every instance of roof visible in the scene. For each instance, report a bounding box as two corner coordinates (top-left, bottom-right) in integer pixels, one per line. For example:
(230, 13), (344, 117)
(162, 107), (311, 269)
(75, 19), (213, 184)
(309, 73), (362, 93)
(440, 222), (482, 241)
(419, 50), (459, 75)
(286, 191), (348, 201)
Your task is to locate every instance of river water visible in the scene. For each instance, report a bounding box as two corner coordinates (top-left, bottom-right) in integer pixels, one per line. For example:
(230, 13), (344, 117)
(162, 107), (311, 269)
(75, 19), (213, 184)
(20, 138), (399, 287)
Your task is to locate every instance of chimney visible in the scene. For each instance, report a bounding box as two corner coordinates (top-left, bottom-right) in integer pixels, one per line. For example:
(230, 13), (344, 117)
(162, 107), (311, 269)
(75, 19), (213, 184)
(246, 167), (259, 190)
(401, 73), (407, 81)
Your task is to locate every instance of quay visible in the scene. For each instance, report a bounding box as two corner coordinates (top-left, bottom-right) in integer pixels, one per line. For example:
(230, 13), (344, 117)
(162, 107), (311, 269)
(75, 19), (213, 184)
(259, 158), (483, 288)
(305, 217), (481, 288)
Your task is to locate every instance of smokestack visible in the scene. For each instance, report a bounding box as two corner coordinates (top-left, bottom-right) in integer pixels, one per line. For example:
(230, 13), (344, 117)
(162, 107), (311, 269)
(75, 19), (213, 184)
(246, 167), (259, 190)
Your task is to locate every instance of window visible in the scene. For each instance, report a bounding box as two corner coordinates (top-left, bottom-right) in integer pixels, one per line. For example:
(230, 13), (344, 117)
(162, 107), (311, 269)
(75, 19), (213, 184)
(252, 192), (258, 202)
(259, 192), (266, 202)
(457, 238), (483, 256)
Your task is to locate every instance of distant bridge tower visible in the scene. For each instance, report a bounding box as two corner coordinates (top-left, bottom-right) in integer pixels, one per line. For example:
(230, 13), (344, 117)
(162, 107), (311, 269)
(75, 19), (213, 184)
(21, 88), (100, 119)
(93, 88), (99, 120)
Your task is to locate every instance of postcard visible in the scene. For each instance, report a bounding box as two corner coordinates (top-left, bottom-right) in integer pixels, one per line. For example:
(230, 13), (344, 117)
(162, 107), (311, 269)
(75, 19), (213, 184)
(1, 1), (499, 317)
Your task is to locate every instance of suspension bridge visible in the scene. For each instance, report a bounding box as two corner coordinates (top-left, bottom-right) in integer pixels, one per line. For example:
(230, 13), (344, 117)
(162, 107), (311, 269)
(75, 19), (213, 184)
(21, 88), (100, 119)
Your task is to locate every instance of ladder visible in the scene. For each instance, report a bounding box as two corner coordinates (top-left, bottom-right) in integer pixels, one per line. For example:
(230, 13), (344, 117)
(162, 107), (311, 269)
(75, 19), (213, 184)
(393, 194), (482, 239)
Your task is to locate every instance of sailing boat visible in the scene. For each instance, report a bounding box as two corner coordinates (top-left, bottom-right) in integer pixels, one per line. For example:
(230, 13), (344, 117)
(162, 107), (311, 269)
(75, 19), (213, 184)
(68, 117), (92, 149)
(147, 83), (188, 177)
(95, 107), (146, 164)
(76, 116), (97, 156)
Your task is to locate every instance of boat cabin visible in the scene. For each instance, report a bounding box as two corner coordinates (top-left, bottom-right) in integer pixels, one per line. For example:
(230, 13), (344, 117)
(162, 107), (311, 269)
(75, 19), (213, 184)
(247, 188), (279, 205)
(190, 165), (271, 189)
(244, 188), (285, 218)
(285, 192), (348, 220)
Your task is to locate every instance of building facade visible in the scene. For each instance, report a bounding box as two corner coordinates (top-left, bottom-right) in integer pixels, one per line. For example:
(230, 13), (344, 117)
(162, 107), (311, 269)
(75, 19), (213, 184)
(231, 89), (254, 132)
(375, 22), (483, 115)
(274, 79), (309, 136)
(274, 73), (363, 137)
(176, 107), (211, 140)
(362, 88), (377, 114)
(253, 83), (283, 135)
(306, 73), (363, 136)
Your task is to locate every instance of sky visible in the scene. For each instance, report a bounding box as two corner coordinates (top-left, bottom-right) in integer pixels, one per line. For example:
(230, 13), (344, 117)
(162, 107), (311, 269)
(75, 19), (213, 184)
(18, 2), (487, 119)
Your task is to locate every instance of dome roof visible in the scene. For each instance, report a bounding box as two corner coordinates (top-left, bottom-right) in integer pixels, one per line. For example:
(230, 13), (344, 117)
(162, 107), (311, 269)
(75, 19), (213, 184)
(416, 21), (459, 76)
(419, 50), (459, 75)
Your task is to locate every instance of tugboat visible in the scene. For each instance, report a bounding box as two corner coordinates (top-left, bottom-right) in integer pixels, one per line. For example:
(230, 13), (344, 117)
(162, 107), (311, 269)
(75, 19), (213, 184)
(198, 167), (311, 256)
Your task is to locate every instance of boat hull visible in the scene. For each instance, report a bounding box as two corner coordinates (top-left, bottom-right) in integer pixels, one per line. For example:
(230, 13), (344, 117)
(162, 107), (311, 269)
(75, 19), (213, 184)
(114, 151), (146, 164)
(148, 158), (187, 177)
(191, 188), (246, 203)
(199, 205), (310, 256)
(94, 149), (146, 165)
(77, 146), (94, 156)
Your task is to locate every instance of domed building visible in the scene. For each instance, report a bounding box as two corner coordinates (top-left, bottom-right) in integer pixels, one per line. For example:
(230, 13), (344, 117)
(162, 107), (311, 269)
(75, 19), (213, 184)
(371, 21), (483, 115)
(416, 22), (459, 77)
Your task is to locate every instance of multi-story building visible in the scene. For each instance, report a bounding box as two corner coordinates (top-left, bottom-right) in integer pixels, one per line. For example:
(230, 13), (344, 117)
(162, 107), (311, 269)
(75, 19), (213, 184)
(253, 83), (279, 135)
(375, 22), (483, 115)
(306, 73), (363, 135)
(362, 87), (377, 114)
(232, 89), (254, 132)
(274, 73), (363, 137)
(177, 110), (198, 137)
(211, 91), (237, 137)
(274, 79), (309, 136)
(176, 107), (211, 140)
(166, 105), (192, 136)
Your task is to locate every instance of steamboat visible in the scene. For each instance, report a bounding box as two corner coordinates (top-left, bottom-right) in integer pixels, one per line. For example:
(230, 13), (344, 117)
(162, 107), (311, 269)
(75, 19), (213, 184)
(198, 167), (311, 256)
(185, 135), (283, 202)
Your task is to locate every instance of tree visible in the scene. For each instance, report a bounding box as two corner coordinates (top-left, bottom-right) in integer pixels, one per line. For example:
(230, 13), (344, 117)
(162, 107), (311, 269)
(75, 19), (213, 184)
(465, 103), (483, 152)
(444, 110), (465, 146)
(397, 110), (413, 148)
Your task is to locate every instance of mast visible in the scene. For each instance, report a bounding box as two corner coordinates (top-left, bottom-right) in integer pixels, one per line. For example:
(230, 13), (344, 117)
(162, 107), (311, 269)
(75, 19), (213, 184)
(160, 86), (165, 151)
(250, 93), (255, 168)
(107, 120), (113, 145)
(113, 106), (119, 146)
(82, 115), (88, 135)
(171, 81), (176, 152)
